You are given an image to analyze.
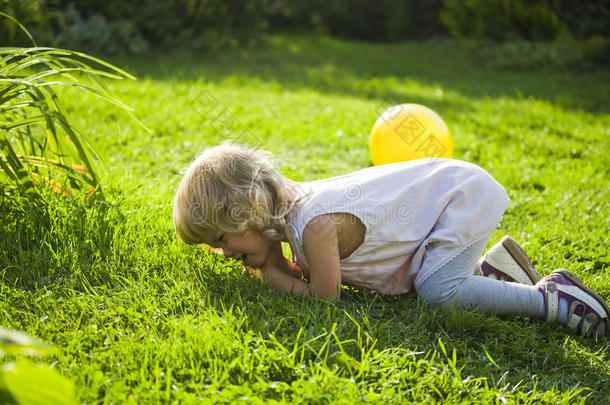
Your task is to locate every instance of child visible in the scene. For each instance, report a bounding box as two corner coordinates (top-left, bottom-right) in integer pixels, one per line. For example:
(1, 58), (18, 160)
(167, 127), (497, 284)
(173, 142), (609, 338)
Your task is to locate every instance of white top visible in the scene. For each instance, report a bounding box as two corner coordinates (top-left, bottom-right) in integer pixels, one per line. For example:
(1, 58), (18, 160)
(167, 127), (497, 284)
(284, 158), (510, 294)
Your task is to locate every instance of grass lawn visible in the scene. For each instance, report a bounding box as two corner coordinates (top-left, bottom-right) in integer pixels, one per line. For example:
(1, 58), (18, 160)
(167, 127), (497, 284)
(1, 34), (609, 403)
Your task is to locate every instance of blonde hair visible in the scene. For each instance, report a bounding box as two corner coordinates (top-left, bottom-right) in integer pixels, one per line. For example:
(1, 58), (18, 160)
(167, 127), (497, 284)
(173, 142), (305, 244)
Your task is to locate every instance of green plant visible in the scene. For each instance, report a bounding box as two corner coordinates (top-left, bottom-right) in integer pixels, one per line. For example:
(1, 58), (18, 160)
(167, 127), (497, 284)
(468, 40), (585, 70)
(0, 12), (144, 195)
(269, 0), (446, 41)
(0, 327), (78, 404)
(47, 0), (270, 54)
(54, 4), (149, 56)
(0, 0), (51, 46)
(557, 0), (610, 39)
(441, 0), (563, 41)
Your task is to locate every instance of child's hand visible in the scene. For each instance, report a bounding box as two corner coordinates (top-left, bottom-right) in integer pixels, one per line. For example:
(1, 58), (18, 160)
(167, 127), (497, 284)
(284, 258), (303, 275)
(243, 265), (263, 280)
(265, 242), (303, 277)
(245, 242), (299, 283)
(259, 249), (310, 296)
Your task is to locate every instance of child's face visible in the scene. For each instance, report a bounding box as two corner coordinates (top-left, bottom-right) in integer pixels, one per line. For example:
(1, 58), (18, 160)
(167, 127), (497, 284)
(203, 228), (272, 268)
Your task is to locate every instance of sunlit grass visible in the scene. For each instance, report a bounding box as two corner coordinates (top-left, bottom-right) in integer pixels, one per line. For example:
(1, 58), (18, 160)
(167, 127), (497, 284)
(1, 34), (609, 403)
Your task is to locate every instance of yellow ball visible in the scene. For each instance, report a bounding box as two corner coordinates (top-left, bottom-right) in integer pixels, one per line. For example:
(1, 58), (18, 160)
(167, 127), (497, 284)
(370, 104), (453, 165)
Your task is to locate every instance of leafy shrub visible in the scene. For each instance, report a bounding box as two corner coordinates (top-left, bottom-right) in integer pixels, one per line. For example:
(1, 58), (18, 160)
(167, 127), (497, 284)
(0, 13), (143, 195)
(54, 4), (149, 56)
(467, 37), (610, 70)
(0, 0), (53, 45)
(269, 0), (446, 41)
(0, 327), (78, 404)
(556, 0), (610, 39)
(469, 40), (583, 70)
(3, 0), (607, 54)
(441, 0), (563, 41)
(50, 0), (270, 53)
(581, 35), (610, 66)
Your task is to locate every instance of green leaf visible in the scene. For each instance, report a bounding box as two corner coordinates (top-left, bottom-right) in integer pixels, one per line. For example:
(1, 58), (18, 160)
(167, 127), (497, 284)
(1, 360), (78, 405)
(0, 137), (30, 185)
(0, 12), (37, 47)
(0, 328), (57, 358)
(0, 34), (146, 193)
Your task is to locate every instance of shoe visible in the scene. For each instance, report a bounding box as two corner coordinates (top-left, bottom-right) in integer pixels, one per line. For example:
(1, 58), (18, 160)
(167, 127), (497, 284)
(537, 269), (609, 337)
(476, 236), (542, 285)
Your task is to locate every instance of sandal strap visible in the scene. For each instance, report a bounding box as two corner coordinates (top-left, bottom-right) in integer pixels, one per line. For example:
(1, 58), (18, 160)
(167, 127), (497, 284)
(580, 313), (599, 336)
(545, 282), (606, 333)
(545, 282), (559, 323)
(566, 301), (584, 330)
(556, 283), (608, 317)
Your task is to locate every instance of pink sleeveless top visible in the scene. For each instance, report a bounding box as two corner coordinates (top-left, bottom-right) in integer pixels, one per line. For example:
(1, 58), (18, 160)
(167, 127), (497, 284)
(284, 158), (510, 294)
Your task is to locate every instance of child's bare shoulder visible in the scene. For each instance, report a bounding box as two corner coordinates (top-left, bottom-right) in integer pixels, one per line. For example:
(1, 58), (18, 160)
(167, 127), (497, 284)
(302, 214), (339, 241)
(303, 213), (365, 260)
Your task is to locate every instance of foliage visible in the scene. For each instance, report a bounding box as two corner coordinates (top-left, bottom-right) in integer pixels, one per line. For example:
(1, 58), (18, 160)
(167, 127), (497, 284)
(440, 0), (610, 42)
(441, 0), (563, 41)
(0, 0), (52, 45)
(53, 4), (149, 56)
(556, 0), (610, 39)
(2, 1), (608, 54)
(468, 40), (583, 70)
(464, 36), (610, 71)
(19, 0), (271, 54)
(0, 13), (144, 195)
(0, 0), (447, 50)
(269, 0), (446, 41)
(0, 327), (78, 405)
(582, 35), (610, 66)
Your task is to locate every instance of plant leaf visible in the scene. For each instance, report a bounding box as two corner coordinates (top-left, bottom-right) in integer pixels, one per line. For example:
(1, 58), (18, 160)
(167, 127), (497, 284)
(1, 360), (78, 405)
(0, 328), (57, 358)
(0, 12), (37, 46)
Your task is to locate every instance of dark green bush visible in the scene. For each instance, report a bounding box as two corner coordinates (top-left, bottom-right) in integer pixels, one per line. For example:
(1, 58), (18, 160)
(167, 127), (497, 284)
(2, 0), (447, 52)
(441, 0), (563, 41)
(269, 0), (445, 41)
(54, 5), (149, 55)
(467, 36), (610, 70)
(0, 0), (53, 44)
(469, 40), (582, 70)
(557, 0), (610, 39)
(1, 0), (271, 53)
(579, 35), (610, 67)
(2, 0), (608, 55)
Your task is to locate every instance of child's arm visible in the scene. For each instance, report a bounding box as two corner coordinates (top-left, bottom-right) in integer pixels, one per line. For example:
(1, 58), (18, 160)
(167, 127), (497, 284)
(260, 242), (310, 294)
(300, 215), (342, 300)
(241, 237), (302, 280)
(275, 248), (304, 278)
(260, 264), (310, 294)
(260, 216), (342, 301)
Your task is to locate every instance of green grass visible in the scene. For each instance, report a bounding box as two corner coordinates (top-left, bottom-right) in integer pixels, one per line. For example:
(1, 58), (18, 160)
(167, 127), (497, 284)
(1, 34), (610, 403)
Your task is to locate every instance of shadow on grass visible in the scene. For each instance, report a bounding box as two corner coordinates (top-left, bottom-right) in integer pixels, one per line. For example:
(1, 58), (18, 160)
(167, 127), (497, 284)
(0, 189), (125, 290)
(197, 259), (609, 402)
(2, 189), (606, 401)
(2, 179), (607, 402)
(114, 34), (610, 115)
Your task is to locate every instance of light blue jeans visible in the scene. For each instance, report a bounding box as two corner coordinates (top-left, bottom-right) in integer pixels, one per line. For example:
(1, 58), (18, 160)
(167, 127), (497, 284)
(416, 238), (544, 318)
